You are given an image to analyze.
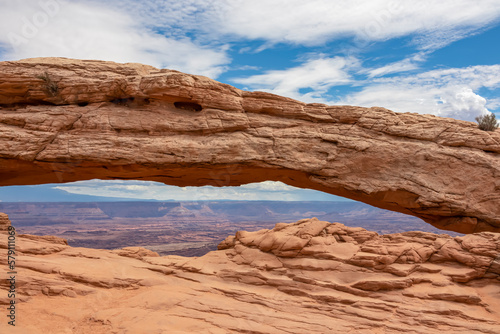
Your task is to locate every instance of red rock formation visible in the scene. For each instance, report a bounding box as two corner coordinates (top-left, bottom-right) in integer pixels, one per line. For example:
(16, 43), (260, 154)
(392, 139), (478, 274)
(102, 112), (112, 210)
(0, 213), (11, 231)
(0, 217), (499, 333)
(0, 58), (499, 233)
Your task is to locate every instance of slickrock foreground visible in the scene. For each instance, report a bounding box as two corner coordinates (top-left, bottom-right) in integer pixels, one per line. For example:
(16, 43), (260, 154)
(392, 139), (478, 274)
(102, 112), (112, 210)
(1, 215), (499, 333)
(0, 58), (499, 233)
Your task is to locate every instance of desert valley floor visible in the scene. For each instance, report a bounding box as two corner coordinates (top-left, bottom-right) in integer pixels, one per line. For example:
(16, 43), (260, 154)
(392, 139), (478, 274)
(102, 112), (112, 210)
(0, 201), (461, 256)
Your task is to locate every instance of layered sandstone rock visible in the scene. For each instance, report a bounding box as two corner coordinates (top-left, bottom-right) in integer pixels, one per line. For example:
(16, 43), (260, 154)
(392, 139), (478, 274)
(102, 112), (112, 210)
(0, 58), (499, 233)
(0, 218), (499, 333)
(0, 213), (11, 231)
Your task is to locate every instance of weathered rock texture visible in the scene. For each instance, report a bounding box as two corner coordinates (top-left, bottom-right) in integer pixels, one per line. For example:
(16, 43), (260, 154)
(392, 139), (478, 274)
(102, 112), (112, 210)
(0, 212), (11, 231)
(0, 58), (499, 233)
(1, 217), (499, 333)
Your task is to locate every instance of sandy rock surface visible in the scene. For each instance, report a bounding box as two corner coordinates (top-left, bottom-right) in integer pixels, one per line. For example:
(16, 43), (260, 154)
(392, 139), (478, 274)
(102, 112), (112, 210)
(0, 215), (499, 333)
(0, 213), (11, 231)
(0, 58), (499, 233)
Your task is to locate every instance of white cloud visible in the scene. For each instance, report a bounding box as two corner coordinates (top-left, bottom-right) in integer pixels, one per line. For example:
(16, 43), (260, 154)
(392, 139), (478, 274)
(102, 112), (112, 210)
(232, 57), (500, 121)
(366, 52), (428, 78)
(343, 85), (489, 120)
(486, 98), (500, 111)
(110, 0), (500, 49)
(2, 0), (500, 80)
(442, 88), (489, 119)
(1, 0), (499, 123)
(233, 55), (359, 102)
(0, 0), (229, 77)
(234, 65), (261, 71)
(341, 65), (500, 121)
(53, 180), (343, 201)
(239, 181), (298, 192)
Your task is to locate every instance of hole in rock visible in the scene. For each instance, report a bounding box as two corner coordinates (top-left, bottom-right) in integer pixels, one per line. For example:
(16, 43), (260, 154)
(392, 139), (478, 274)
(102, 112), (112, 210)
(110, 97), (135, 106)
(0, 180), (458, 257)
(77, 102), (88, 107)
(174, 101), (203, 112)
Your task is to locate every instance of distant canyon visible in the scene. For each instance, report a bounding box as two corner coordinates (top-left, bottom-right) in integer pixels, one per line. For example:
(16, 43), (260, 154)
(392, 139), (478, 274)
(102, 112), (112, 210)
(0, 201), (460, 257)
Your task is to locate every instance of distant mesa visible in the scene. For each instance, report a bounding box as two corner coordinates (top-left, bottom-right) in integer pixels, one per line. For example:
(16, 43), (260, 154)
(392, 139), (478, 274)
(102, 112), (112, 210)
(0, 57), (499, 234)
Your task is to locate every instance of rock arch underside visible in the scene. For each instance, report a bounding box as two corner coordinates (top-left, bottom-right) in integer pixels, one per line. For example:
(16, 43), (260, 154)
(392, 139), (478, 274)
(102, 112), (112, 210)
(1, 58), (500, 333)
(1, 58), (499, 233)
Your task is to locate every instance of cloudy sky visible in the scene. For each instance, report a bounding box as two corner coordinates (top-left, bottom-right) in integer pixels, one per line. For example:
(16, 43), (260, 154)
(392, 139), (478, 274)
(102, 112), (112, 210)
(0, 180), (344, 202)
(1, 0), (499, 201)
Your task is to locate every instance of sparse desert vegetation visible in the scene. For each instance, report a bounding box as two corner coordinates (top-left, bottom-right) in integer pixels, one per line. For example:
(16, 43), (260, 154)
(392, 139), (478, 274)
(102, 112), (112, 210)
(476, 113), (499, 131)
(36, 71), (59, 97)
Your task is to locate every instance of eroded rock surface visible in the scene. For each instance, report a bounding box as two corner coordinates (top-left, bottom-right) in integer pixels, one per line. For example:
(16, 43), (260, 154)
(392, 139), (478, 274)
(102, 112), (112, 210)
(0, 212), (11, 231)
(1, 216), (499, 333)
(0, 58), (499, 233)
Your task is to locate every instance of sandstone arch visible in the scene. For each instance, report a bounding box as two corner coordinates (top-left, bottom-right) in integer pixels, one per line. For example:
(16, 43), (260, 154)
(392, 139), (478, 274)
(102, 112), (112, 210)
(0, 58), (499, 233)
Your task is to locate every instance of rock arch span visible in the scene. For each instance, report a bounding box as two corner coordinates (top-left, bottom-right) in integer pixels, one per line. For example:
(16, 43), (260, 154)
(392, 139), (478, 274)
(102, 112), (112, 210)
(0, 58), (499, 233)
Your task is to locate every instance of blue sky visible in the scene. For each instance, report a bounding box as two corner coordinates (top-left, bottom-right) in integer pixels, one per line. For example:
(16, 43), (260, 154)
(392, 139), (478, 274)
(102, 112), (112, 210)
(1, 0), (500, 201)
